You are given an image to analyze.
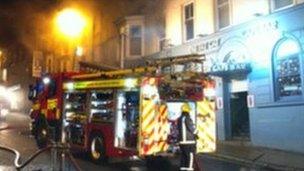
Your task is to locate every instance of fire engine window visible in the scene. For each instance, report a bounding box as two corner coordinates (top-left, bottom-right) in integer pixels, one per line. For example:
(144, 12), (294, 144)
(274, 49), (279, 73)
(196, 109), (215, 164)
(64, 92), (87, 122)
(90, 90), (114, 122)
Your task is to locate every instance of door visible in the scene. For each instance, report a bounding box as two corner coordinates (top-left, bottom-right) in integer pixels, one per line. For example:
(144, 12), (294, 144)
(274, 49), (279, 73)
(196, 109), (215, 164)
(230, 91), (250, 139)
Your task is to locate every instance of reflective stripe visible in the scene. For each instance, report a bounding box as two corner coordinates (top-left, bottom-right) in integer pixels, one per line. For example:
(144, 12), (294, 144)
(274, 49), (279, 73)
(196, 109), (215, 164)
(180, 167), (194, 171)
(182, 117), (186, 142)
(189, 152), (194, 169)
(179, 141), (195, 144)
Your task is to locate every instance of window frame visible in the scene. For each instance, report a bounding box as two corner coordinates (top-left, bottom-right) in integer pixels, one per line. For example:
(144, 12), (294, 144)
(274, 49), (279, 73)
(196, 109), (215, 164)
(183, 1), (195, 42)
(270, 0), (296, 12)
(216, 0), (232, 30)
(128, 25), (143, 57)
(272, 37), (303, 102)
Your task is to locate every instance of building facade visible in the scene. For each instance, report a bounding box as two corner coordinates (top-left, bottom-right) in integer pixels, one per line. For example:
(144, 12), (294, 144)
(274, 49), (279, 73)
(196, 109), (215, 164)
(92, 0), (165, 69)
(31, 0), (304, 153)
(33, 0), (165, 73)
(147, 0), (304, 153)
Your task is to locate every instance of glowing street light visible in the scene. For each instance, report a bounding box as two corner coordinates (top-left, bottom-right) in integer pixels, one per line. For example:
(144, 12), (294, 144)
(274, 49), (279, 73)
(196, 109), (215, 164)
(56, 8), (87, 38)
(55, 8), (87, 71)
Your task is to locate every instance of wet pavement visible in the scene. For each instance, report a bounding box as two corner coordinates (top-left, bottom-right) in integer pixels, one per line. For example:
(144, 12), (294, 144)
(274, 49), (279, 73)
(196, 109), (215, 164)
(0, 112), (301, 171)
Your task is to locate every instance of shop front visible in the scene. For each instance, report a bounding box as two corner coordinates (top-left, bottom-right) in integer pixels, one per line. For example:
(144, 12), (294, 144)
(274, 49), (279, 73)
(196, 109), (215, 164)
(207, 38), (252, 141)
(145, 4), (304, 153)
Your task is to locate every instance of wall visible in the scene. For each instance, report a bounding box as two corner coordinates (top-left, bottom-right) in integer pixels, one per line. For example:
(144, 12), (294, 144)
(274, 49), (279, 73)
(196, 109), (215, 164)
(210, 5), (304, 152)
(93, 0), (165, 68)
(248, 4), (304, 153)
(231, 0), (269, 25)
(165, 0), (214, 46)
(154, 1), (304, 153)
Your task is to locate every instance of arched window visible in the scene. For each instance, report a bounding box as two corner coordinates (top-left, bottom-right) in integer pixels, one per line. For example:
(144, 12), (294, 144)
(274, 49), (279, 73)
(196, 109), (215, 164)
(273, 38), (302, 101)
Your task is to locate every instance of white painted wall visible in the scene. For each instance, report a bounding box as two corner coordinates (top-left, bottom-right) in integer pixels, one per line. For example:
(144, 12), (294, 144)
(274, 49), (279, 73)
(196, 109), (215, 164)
(231, 0), (269, 25)
(165, 0), (215, 46)
(165, 0), (299, 46)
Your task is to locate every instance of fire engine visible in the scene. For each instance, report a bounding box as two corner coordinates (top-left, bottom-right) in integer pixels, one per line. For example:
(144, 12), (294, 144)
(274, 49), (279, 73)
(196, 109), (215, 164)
(28, 55), (216, 163)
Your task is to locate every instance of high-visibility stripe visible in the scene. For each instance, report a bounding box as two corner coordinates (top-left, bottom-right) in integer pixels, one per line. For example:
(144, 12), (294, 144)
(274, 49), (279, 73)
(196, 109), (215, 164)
(182, 117), (186, 142)
(153, 104), (169, 153)
(196, 99), (216, 153)
(139, 77), (164, 156)
(180, 167), (194, 171)
(140, 98), (156, 155)
(179, 141), (196, 144)
(189, 152), (194, 170)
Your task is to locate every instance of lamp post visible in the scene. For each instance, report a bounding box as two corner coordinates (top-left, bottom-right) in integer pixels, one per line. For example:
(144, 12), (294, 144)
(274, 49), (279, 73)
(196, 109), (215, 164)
(54, 8), (87, 170)
(55, 8), (87, 71)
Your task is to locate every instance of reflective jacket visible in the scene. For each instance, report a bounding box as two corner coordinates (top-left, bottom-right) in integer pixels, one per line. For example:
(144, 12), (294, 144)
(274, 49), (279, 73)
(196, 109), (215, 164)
(177, 112), (196, 145)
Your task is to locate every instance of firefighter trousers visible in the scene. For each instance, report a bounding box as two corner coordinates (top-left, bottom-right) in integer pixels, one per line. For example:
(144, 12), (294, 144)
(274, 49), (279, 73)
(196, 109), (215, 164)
(179, 144), (195, 171)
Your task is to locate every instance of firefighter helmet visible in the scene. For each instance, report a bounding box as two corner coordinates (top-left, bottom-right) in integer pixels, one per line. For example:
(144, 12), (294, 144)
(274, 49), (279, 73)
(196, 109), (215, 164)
(181, 103), (191, 113)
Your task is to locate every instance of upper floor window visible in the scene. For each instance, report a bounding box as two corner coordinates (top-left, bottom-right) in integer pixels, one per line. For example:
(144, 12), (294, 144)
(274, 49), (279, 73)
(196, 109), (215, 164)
(273, 38), (302, 101)
(217, 0), (230, 29)
(129, 25), (142, 56)
(119, 16), (144, 59)
(272, 0), (294, 11)
(183, 2), (194, 41)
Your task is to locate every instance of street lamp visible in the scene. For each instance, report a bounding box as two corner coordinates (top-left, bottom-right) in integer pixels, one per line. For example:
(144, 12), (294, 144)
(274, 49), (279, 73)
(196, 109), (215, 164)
(55, 8), (87, 71)
(56, 8), (86, 38)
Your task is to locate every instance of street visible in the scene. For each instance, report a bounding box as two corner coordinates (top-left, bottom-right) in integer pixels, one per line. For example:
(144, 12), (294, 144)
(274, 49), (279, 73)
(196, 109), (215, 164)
(0, 112), (273, 171)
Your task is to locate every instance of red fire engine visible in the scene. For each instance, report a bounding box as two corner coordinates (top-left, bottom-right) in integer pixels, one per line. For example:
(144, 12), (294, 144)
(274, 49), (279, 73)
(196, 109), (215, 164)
(28, 56), (216, 163)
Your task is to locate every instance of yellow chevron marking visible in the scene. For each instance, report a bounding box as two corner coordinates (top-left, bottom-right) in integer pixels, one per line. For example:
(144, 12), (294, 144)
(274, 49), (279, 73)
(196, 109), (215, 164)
(142, 110), (155, 128)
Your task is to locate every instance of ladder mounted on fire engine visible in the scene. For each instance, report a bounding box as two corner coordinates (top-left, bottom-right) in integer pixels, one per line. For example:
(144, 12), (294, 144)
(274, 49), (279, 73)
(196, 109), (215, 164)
(72, 53), (205, 80)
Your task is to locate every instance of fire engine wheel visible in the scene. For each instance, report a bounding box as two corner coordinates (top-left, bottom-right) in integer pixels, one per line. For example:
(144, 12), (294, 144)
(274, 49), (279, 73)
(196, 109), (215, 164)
(35, 125), (48, 149)
(89, 134), (107, 164)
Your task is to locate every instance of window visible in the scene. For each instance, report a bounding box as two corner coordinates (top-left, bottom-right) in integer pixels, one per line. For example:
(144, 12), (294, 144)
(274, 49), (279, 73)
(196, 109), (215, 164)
(129, 25), (142, 56)
(184, 2), (194, 41)
(217, 0), (230, 29)
(119, 16), (144, 59)
(272, 0), (294, 11)
(273, 38), (302, 100)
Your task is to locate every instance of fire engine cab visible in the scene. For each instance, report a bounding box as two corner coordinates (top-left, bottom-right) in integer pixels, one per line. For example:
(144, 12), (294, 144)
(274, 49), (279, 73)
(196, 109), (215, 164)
(28, 56), (216, 163)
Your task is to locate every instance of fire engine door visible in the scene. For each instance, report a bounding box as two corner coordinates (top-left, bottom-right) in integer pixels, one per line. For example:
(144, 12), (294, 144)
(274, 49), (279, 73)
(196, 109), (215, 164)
(63, 91), (88, 145)
(114, 89), (140, 150)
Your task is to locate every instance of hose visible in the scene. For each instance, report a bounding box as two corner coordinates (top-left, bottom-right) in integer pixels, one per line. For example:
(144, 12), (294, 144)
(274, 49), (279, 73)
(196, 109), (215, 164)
(0, 144), (82, 171)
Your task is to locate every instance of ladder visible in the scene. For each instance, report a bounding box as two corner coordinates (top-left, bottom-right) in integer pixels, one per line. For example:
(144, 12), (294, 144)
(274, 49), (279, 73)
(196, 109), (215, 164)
(72, 54), (205, 80)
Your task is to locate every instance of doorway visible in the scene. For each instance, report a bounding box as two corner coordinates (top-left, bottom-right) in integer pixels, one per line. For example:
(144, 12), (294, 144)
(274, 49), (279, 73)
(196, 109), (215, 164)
(230, 91), (250, 139)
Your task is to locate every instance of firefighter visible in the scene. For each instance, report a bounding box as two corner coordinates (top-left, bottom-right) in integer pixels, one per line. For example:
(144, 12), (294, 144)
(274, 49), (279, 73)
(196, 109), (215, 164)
(177, 103), (197, 171)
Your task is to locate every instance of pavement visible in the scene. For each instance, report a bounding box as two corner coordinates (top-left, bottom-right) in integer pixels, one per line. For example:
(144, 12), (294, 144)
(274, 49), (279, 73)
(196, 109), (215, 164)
(0, 113), (8, 130)
(205, 140), (304, 171)
(0, 122), (8, 130)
